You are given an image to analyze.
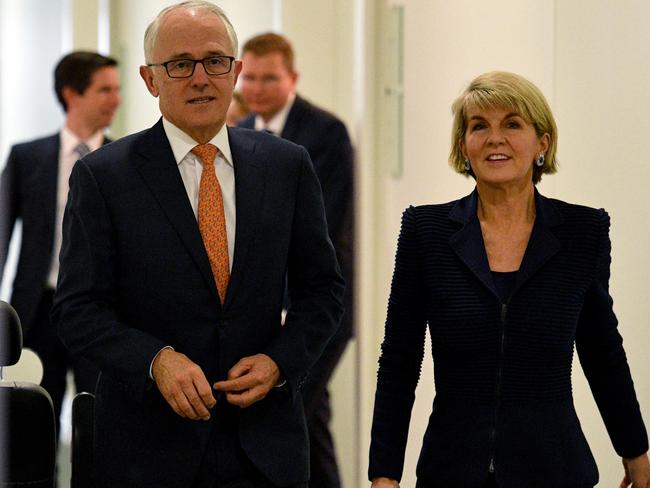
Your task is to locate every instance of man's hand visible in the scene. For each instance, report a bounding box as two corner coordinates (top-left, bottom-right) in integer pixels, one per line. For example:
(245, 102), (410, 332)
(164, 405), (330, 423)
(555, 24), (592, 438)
(152, 348), (216, 420)
(212, 354), (280, 408)
(620, 453), (650, 488)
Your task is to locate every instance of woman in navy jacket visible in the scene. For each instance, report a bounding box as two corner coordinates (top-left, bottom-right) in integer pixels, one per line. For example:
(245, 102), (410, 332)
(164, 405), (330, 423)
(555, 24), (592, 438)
(369, 72), (650, 488)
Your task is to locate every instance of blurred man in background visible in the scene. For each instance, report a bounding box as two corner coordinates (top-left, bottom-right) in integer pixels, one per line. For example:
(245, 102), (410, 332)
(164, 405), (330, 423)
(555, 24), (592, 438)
(239, 32), (354, 488)
(0, 51), (120, 440)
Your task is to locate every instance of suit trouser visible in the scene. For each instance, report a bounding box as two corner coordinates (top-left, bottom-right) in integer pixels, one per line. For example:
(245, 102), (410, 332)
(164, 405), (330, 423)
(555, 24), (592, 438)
(192, 402), (307, 488)
(23, 288), (99, 441)
(415, 474), (498, 487)
(482, 473), (596, 488)
(301, 329), (350, 488)
(484, 474), (497, 487)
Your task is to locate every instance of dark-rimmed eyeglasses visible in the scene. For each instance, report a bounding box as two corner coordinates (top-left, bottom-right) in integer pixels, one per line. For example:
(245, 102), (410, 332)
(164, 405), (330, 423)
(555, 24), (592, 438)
(147, 56), (236, 78)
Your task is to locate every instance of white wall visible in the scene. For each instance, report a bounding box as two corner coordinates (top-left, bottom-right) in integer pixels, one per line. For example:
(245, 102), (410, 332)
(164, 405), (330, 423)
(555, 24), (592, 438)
(0, 0), (71, 162)
(361, 1), (650, 486)
(282, 0), (356, 130)
(554, 1), (650, 482)
(0, 0), (71, 300)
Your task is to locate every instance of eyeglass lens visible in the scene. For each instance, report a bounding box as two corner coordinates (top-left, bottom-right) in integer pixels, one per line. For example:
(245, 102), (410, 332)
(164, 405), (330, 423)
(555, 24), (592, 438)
(167, 56), (232, 77)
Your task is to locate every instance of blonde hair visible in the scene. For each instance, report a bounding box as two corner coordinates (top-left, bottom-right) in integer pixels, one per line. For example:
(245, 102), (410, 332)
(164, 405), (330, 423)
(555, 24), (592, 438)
(449, 71), (558, 184)
(144, 1), (238, 64)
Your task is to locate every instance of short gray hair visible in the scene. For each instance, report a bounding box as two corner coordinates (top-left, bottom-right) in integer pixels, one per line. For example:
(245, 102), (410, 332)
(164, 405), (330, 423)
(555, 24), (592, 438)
(144, 1), (238, 63)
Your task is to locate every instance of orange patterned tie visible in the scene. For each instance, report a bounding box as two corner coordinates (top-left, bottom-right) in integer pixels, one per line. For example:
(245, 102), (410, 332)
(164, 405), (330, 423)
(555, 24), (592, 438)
(192, 144), (229, 303)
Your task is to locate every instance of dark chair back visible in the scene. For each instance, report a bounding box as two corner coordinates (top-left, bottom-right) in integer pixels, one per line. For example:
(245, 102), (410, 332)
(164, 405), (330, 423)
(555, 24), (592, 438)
(71, 392), (94, 488)
(0, 300), (56, 487)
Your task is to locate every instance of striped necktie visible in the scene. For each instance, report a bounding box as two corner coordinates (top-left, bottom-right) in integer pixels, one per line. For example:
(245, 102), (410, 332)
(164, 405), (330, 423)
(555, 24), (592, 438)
(75, 142), (90, 158)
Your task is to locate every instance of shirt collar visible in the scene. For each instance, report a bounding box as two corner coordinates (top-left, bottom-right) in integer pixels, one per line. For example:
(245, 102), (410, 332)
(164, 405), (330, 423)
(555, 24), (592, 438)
(60, 126), (104, 155)
(254, 92), (296, 135)
(162, 118), (233, 168)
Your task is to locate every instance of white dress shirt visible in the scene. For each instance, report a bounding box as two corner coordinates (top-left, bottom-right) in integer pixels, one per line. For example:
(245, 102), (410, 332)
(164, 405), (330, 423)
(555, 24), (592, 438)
(153, 120), (286, 387)
(48, 127), (104, 288)
(162, 118), (236, 271)
(150, 120), (237, 378)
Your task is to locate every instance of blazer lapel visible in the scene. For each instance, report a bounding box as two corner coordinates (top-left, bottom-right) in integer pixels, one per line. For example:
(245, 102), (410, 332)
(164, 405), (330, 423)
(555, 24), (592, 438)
(448, 189), (563, 301)
(512, 190), (563, 296)
(224, 128), (266, 307)
(448, 190), (498, 297)
(134, 120), (219, 300)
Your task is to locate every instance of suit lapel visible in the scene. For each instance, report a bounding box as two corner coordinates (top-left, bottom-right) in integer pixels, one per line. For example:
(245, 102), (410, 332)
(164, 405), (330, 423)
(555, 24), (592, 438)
(280, 95), (307, 142)
(47, 134), (109, 232)
(238, 115), (255, 130)
(225, 128), (266, 307)
(238, 95), (306, 141)
(40, 134), (61, 239)
(134, 120), (219, 300)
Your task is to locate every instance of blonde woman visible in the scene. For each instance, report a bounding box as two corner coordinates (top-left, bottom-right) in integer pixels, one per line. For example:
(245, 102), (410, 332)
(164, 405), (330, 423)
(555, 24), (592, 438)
(369, 72), (650, 488)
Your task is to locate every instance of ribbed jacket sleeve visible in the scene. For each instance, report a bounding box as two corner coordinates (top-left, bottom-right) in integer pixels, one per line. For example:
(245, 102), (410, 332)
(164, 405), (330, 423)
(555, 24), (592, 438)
(369, 207), (427, 481)
(575, 209), (649, 458)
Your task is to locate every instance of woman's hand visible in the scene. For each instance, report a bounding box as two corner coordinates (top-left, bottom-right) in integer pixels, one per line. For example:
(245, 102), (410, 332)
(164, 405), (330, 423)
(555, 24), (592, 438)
(371, 477), (400, 488)
(619, 452), (650, 488)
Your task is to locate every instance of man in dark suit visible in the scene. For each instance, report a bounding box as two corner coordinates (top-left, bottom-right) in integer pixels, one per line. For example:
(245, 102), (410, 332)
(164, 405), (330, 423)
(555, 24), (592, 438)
(238, 33), (354, 488)
(0, 51), (120, 438)
(52, 2), (344, 487)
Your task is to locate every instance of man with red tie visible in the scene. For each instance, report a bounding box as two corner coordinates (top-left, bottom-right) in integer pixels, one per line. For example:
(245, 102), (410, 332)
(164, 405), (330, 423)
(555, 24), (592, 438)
(52, 2), (344, 487)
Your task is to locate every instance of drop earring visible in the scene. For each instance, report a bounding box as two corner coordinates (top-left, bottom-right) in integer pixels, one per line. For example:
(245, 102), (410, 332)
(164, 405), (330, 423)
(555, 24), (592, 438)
(463, 158), (471, 171)
(535, 154), (545, 167)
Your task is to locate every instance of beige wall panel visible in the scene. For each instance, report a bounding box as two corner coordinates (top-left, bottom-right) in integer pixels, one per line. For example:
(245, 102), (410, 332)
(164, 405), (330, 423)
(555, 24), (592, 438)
(554, 1), (650, 485)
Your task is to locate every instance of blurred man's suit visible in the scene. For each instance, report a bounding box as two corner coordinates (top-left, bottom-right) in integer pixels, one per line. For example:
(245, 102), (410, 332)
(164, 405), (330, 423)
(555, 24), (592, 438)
(52, 120), (345, 487)
(240, 94), (354, 487)
(0, 133), (108, 433)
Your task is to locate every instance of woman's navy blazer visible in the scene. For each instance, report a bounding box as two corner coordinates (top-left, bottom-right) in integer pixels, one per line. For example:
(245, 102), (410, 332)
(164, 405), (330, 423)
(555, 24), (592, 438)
(369, 189), (647, 487)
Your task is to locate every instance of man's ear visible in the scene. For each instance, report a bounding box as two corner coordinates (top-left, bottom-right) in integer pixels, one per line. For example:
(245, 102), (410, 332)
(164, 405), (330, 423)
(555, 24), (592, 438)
(139, 65), (159, 97)
(290, 69), (299, 86)
(62, 85), (80, 110)
(232, 59), (243, 86)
